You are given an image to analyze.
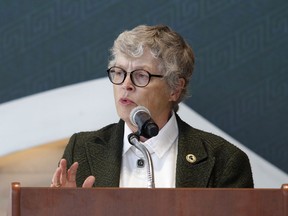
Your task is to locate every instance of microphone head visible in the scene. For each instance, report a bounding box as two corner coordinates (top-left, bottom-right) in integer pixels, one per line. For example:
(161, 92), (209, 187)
(129, 106), (151, 127)
(129, 106), (159, 138)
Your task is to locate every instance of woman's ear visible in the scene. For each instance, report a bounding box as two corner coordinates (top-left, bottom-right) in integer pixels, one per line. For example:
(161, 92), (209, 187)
(169, 78), (185, 102)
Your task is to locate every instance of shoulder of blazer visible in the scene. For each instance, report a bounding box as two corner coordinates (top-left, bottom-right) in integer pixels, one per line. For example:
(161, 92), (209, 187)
(176, 114), (240, 155)
(70, 119), (125, 147)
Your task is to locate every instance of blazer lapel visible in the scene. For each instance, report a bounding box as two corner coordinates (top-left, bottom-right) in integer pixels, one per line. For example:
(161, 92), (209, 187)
(176, 116), (215, 187)
(85, 120), (124, 187)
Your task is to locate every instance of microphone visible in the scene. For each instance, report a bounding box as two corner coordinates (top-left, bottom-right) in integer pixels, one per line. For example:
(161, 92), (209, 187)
(129, 106), (159, 138)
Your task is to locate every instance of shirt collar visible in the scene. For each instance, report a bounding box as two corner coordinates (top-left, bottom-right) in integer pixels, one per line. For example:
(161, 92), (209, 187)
(122, 111), (178, 159)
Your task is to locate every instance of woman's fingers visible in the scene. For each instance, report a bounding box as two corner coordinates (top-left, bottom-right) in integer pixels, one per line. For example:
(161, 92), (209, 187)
(82, 176), (95, 188)
(51, 159), (94, 188)
(59, 159), (67, 185)
(67, 162), (79, 187)
(51, 166), (62, 187)
(51, 159), (69, 187)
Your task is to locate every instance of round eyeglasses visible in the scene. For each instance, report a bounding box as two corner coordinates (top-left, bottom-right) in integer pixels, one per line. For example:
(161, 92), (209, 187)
(107, 66), (164, 87)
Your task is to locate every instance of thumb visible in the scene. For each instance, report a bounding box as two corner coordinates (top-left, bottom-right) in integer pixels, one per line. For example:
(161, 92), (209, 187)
(82, 176), (95, 188)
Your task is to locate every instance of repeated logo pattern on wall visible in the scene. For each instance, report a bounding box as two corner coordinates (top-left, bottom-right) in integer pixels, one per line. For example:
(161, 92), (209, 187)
(0, 0), (287, 173)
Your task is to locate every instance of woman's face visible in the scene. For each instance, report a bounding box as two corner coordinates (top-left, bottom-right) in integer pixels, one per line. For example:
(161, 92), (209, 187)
(112, 50), (178, 132)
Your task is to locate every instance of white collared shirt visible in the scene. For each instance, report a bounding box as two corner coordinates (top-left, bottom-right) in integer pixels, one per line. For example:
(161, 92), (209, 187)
(119, 112), (178, 188)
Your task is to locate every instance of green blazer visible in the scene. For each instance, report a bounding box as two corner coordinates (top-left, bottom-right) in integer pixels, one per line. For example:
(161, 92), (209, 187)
(62, 115), (254, 188)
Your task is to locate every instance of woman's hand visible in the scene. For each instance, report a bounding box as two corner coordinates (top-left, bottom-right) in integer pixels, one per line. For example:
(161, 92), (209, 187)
(50, 159), (95, 188)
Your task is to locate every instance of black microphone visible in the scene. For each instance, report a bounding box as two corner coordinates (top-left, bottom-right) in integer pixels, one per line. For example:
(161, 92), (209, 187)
(129, 106), (159, 139)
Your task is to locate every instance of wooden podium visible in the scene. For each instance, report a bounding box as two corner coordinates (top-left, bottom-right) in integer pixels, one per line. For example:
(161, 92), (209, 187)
(10, 182), (288, 216)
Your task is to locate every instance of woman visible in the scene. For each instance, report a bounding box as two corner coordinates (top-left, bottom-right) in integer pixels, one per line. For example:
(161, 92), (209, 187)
(51, 25), (254, 188)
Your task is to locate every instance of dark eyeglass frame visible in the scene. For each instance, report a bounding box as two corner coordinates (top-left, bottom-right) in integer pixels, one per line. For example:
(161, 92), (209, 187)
(107, 66), (164, 87)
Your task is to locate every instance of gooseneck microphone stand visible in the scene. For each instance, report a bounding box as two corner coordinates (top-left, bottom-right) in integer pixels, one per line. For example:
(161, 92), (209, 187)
(128, 133), (155, 188)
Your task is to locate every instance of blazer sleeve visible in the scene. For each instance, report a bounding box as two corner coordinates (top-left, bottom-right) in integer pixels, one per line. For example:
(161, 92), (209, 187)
(214, 147), (254, 188)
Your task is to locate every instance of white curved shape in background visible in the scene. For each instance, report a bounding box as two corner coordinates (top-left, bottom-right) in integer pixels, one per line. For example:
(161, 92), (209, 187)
(0, 78), (118, 155)
(0, 77), (287, 188)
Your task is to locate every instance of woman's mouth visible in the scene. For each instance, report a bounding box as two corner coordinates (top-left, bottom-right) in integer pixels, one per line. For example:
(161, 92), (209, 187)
(120, 98), (135, 105)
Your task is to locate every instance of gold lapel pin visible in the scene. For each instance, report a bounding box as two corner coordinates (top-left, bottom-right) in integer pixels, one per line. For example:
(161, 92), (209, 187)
(186, 154), (197, 164)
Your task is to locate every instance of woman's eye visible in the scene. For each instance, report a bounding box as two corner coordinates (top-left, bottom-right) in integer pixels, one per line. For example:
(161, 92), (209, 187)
(115, 71), (124, 76)
(136, 71), (148, 79)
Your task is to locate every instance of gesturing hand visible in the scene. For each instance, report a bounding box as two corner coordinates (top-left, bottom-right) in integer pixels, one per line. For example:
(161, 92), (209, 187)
(51, 159), (95, 188)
